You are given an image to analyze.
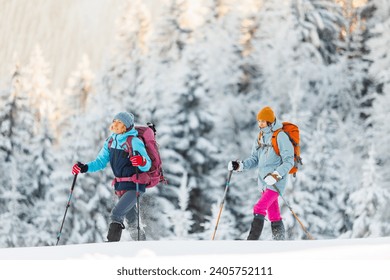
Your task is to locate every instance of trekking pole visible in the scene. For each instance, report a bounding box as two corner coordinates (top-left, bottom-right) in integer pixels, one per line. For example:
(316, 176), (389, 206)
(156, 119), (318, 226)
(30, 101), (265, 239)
(273, 184), (314, 240)
(135, 162), (141, 241)
(212, 170), (233, 240)
(56, 174), (78, 245)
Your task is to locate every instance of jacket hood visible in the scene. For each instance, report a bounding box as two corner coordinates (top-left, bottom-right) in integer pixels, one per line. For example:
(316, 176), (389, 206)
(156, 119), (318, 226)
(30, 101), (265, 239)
(111, 127), (138, 140)
(271, 118), (283, 131)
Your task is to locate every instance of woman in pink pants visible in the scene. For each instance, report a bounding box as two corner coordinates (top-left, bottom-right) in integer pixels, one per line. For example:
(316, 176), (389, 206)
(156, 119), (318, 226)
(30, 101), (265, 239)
(228, 106), (294, 240)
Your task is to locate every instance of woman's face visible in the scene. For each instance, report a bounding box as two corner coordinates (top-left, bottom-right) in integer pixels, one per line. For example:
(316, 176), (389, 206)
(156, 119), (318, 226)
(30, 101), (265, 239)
(110, 119), (127, 134)
(258, 119), (268, 129)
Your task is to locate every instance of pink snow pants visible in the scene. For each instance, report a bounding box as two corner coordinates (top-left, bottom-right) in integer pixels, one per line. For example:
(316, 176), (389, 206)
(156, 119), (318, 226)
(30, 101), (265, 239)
(253, 189), (282, 222)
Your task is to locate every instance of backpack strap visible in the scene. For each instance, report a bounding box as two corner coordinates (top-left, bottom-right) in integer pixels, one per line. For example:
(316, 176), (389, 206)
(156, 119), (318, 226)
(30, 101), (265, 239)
(257, 131), (272, 149)
(108, 137), (114, 149)
(111, 172), (151, 186)
(108, 134), (141, 159)
(107, 135), (135, 156)
(121, 136), (134, 156)
(271, 128), (283, 156)
(257, 131), (262, 148)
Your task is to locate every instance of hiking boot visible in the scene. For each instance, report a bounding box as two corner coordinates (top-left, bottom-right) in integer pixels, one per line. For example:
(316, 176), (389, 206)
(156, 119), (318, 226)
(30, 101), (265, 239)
(247, 214), (265, 240)
(271, 220), (285, 240)
(130, 227), (146, 241)
(107, 222), (125, 242)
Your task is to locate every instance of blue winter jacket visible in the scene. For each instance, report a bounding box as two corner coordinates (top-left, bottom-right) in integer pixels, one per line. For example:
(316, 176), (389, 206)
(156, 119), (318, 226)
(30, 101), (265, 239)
(86, 128), (151, 192)
(242, 119), (294, 194)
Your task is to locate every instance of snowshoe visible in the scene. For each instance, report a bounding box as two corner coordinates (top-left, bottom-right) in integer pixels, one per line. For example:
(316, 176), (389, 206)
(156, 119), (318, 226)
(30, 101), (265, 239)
(247, 214), (265, 240)
(107, 222), (125, 242)
(271, 220), (285, 240)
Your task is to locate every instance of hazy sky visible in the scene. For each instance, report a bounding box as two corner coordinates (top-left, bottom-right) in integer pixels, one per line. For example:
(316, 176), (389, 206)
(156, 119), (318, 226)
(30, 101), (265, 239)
(0, 0), (129, 89)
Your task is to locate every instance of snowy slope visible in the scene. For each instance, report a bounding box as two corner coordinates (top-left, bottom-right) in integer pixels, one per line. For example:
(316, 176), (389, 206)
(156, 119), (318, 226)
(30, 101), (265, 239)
(0, 238), (389, 280)
(0, 237), (389, 260)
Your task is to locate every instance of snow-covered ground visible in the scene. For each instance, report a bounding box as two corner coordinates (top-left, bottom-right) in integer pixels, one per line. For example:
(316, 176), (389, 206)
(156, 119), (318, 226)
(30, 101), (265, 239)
(0, 237), (389, 280)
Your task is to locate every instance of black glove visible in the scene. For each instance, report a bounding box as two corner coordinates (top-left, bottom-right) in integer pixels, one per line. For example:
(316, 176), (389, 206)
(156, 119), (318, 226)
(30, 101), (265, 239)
(228, 160), (243, 171)
(72, 162), (88, 175)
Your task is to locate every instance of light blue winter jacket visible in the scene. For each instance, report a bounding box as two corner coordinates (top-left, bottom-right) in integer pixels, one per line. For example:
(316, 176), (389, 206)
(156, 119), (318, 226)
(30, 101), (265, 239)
(86, 128), (151, 173)
(242, 119), (294, 194)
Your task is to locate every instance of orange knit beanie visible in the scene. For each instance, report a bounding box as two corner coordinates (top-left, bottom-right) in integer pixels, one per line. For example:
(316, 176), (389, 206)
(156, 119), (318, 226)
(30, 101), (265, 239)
(257, 106), (275, 123)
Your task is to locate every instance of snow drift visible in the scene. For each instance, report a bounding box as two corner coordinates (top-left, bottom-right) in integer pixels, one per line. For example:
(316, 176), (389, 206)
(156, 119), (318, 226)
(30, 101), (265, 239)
(0, 237), (389, 260)
(0, 238), (388, 280)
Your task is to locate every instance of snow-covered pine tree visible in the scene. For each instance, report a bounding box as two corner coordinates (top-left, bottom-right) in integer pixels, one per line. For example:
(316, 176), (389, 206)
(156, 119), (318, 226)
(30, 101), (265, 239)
(362, 0), (390, 234)
(164, 172), (194, 239)
(0, 83), (14, 190)
(201, 201), (239, 240)
(0, 66), (21, 247)
(156, 43), (220, 235)
(192, 0), (242, 97)
(347, 146), (389, 237)
(58, 53), (96, 174)
(366, 0), (390, 87)
(0, 161), (37, 247)
(63, 54), (94, 114)
(152, 0), (193, 64)
(364, 92), (390, 237)
(8, 69), (37, 204)
(325, 0), (380, 238)
(292, 0), (346, 65)
(28, 112), (58, 246)
(0, 61), (38, 247)
(24, 45), (52, 129)
(146, 0), (194, 115)
(102, 0), (152, 117)
(290, 110), (347, 239)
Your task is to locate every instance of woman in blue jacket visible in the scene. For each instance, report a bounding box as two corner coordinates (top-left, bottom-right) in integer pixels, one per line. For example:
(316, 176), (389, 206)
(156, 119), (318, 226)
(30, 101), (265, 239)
(72, 112), (151, 242)
(228, 106), (294, 240)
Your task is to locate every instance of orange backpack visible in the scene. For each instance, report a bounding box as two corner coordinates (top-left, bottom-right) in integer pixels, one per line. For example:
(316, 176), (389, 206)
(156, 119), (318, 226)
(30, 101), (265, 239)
(271, 122), (303, 177)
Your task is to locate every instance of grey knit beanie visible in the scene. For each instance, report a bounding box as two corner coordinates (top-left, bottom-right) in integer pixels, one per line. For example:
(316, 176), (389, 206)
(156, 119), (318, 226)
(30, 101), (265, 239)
(113, 112), (134, 129)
